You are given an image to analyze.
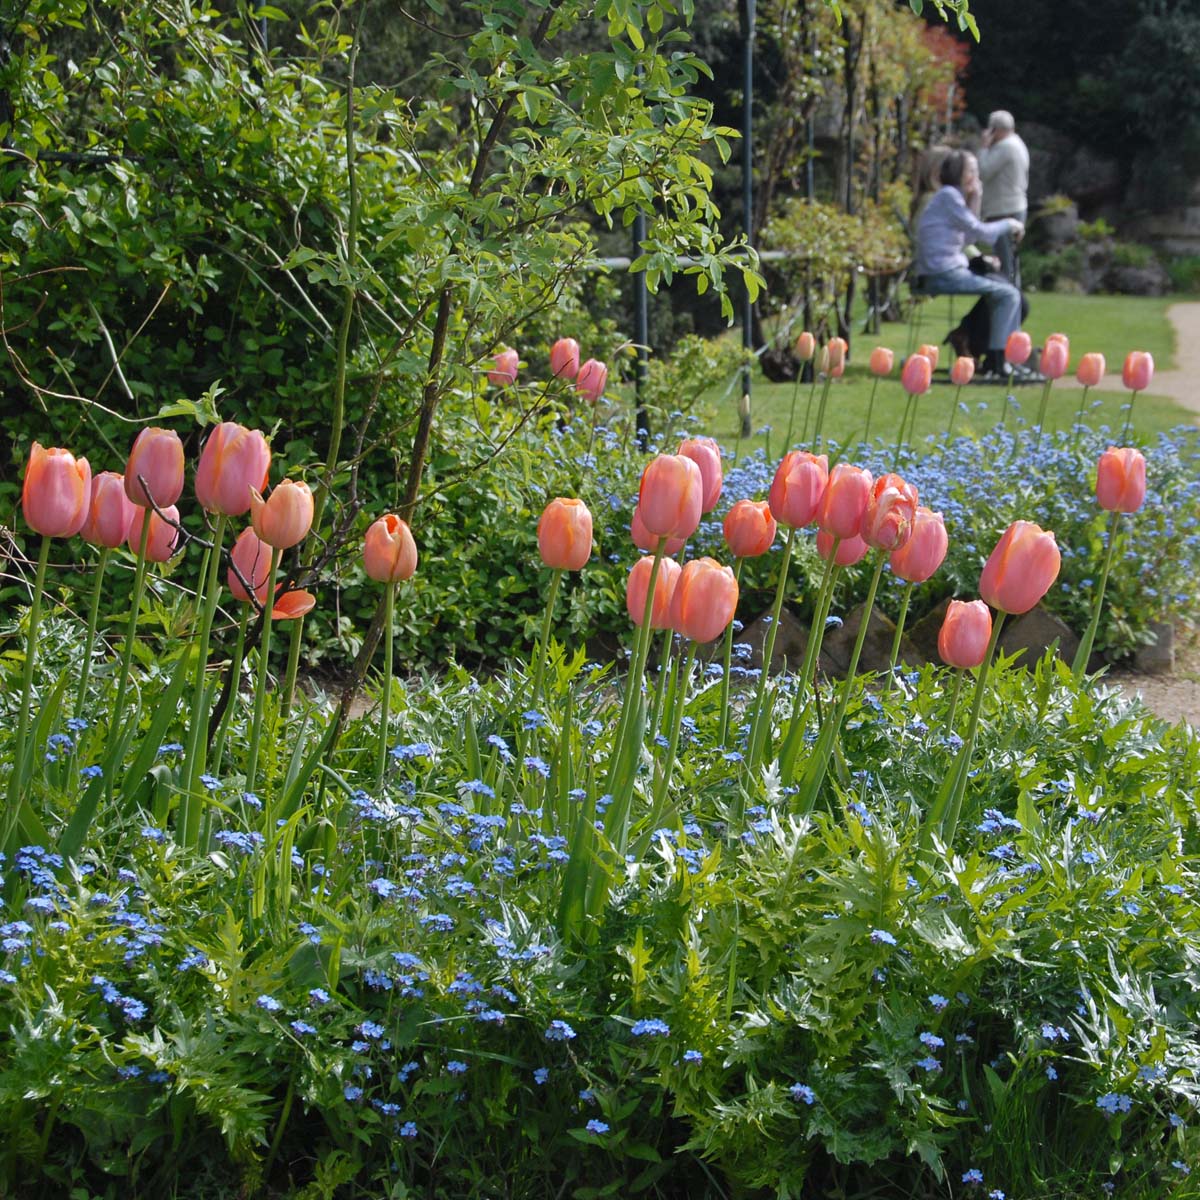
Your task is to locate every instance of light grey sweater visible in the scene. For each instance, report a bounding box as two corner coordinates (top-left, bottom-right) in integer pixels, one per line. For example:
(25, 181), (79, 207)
(978, 134), (1029, 218)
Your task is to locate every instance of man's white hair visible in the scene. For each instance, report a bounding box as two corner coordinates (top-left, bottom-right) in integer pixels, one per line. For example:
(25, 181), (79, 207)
(988, 110), (1016, 132)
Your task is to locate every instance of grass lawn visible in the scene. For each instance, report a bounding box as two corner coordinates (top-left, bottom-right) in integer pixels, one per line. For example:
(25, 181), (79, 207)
(693, 293), (1190, 457)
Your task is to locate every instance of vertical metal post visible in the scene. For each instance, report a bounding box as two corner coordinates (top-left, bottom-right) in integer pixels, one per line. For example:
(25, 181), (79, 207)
(740, 0), (755, 439)
(633, 210), (650, 451)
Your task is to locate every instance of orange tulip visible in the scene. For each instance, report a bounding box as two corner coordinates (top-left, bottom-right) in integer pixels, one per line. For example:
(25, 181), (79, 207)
(677, 436), (723, 513)
(228, 526), (272, 604)
(488, 348), (519, 387)
(938, 599), (992, 669)
(364, 514), (419, 582)
(1005, 331), (1032, 366)
(869, 346), (894, 377)
(823, 336), (848, 378)
(862, 472), (918, 552)
(631, 505), (685, 557)
(950, 356), (975, 386)
(817, 529), (868, 566)
(723, 499), (776, 558)
(768, 450), (829, 528)
(124, 427), (184, 508)
(129, 504), (180, 563)
(250, 478), (314, 550)
(195, 422), (271, 516)
(979, 520), (1061, 615)
(794, 331), (816, 361)
(815, 462), (872, 540)
(668, 557), (739, 644)
(1041, 337), (1069, 381)
(575, 359), (608, 403)
(536, 498), (592, 571)
(638, 454), (703, 540)
(272, 590), (316, 621)
(1122, 351), (1153, 392)
(917, 343), (940, 371)
(1095, 447), (1146, 513)
(900, 354), (932, 396)
(549, 337), (580, 380)
(22, 443), (92, 538)
(1076, 352), (1106, 388)
(889, 506), (947, 583)
(81, 470), (136, 549)
(626, 555), (681, 630)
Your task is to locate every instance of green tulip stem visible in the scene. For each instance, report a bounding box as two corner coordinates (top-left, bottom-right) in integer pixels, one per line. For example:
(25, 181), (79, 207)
(75, 547), (110, 715)
(799, 374), (820, 445)
(1071, 508), (1122, 682)
(717, 557), (746, 747)
(1033, 378), (1054, 449)
(944, 670), (964, 733)
(893, 394), (916, 470)
(649, 625), (676, 742)
(113, 514), (153, 723)
(746, 524), (797, 773)
(649, 639), (697, 820)
(863, 376), (881, 446)
(376, 580), (397, 794)
(1120, 389), (1140, 444)
(783, 369), (804, 451)
(884, 581), (915, 694)
(245, 547), (281, 796)
(12, 534), (52, 799)
(212, 605), (250, 776)
(943, 383), (963, 451)
(531, 567), (563, 710)
(812, 375), (834, 451)
(281, 614), (305, 721)
(1073, 384), (1091, 445)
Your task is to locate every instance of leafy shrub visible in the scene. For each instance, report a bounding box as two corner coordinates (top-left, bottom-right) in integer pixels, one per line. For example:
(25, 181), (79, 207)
(1109, 241), (1157, 269)
(1166, 255), (1200, 294)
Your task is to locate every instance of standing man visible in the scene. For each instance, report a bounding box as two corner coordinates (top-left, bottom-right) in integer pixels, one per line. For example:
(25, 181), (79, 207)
(978, 110), (1029, 288)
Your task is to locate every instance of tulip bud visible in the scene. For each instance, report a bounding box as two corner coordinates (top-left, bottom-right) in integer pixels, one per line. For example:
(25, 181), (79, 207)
(950, 356), (975, 387)
(1122, 351), (1154, 392)
(250, 479), (314, 550)
(795, 331), (816, 361)
(22, 443), (92, 538)
(889, 506), (947, 583)
(1095, 447), (1146, 514)
(861, 472), (919, 552)
(364, 514), (419, 582)
(677, 437), (723, 513)
(901, 354), (932, 396)
(631, 505), (685, 557)
(917, 343), (940, 371)
(638, 454), (703, 540)
(537, 498), (592, 571)
(124, 427), (184, 508)
(195, 422), (271, 516)
(575, 359), (608, 403)
(488, 348), (520, 387)
(1076, 352), (1106, 389)
(825, 336), (847, 378)
(626, 555), (681, 630)
(768, 450), (829, 528)
(228, 526), (271, 604)
(816, 463), (872, 540)
(938, 599), (992, 669)
(668, 557), (739, 643)
(723, 499), (776, 559)
(869, 346), (894, 377)
(979, 520), (1061, 615)
(1005, 331), (1032, 366)
(549, 337), (581, 380)
(81, 470), (136, 549)
(817, 529), (868, 566)
(129, 504), (180, 563)
(1041, 337), (1069, 381)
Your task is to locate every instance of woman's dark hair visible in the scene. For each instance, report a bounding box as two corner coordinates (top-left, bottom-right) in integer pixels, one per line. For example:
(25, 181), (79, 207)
(939, 150), (968, 189)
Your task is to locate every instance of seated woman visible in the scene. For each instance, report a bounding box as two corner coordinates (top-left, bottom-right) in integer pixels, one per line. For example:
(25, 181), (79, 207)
(914, 149), (1028, 381)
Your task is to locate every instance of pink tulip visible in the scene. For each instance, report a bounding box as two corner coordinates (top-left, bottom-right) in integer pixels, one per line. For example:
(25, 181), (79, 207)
(794, 331), (816, 361)
(668, 557), (739, 643)
(889, 506), (947, 583)
(638, 454), (703, 540)
(823, 337), (847, 378)
(861, 472), (919, 552)
(900, 354), (932, 396)
(536, 498), (593, 571)
(129, 504), (180, 563)
(768, 450), (829, 528)
(950, 357), (975, 387)
(250, 479), (314, 550)
(124, 427), (184, 508)
(1095, 447), (1146, 513)
(815, 463), (872, 540)
(938, 599), (992, 669)
(626, 555), (681, 630)
(228, 526), (273, 604)
(575, 359), (608, 403)
(917, 343), (940, 371)
(1040, 337), (1069, 381)
(22, 443), (92, 538)
(631, 506), (685, 557)
(817, 529), (869, 566)
(1076, 353), (1106, 389)
(677, 437), (723, 513)
(1122, 351), (1154, 392)
(364, 514), (419, 582)
(488, 348), (520, 387)
(1005, 331), (1032, 366)
(723, 499), (776, 558)
(549, 337), (581, 380)
(81, 471), (136, 549)
(869, 347), (894, 377)
(979, 520), (1061, 615)
(195, 422), (271, 516)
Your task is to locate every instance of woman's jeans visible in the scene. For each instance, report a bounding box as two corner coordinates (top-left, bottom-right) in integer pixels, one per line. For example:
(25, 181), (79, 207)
(921, 267), (1021, 352)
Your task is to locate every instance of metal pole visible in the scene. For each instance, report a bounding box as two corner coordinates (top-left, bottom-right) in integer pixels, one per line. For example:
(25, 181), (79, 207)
(740, 0), (755, 439)
(633, 209), (650, 451)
